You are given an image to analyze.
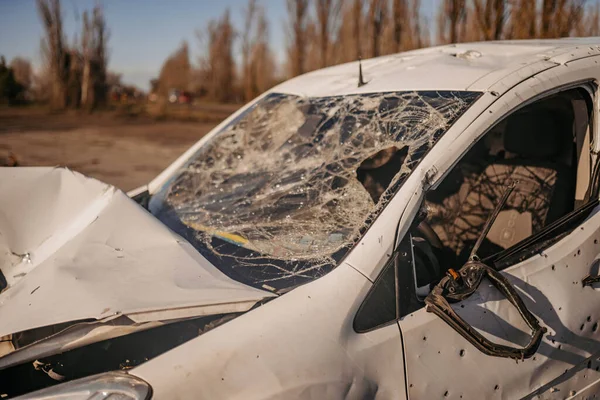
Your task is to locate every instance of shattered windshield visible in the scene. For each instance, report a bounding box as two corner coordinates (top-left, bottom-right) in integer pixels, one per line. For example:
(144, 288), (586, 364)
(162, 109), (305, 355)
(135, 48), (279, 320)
(149, 91), (481, 292)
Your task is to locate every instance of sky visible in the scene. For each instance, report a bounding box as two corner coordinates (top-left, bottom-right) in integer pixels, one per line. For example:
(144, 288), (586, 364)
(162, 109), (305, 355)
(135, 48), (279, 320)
(0, 0), (437, 90)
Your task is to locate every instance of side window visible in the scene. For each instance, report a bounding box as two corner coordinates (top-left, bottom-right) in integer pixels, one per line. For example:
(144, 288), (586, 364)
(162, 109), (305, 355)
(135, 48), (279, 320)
(356, 86), (599, 331)
(422, 87), (594, 269)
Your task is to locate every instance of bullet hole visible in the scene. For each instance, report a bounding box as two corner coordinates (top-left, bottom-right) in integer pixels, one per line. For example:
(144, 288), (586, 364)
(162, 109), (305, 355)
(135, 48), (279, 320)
(444, 390), (449, 397)
(581, 324), (585, 331)
(533, 356), (537, 361)
(410, 384), (414, 388)
(494, 385), (499, 390)
(459, 349), (465, 357)
(595, 239), (598, 244)
(559, 307), (562, 311)
(423, 336), (427, 341)
(552, 265), (555, 271)
(460, 304), (465, 308)
(566, 265), (569, 268)
(593, 322), (598, 332)
(588, 316), (592, 322)
(578, 249), (581, 255)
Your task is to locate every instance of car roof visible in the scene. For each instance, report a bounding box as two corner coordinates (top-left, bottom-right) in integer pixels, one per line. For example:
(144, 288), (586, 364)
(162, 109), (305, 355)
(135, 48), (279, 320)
(273, 38), (600, 97)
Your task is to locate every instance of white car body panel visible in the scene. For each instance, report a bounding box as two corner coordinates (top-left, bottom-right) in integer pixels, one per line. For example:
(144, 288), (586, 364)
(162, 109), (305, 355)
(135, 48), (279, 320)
(133, 263), (408, 400)
(7, 39), (600, 399)
(0, 168), (273, 348)
(133, 40), (600, 399)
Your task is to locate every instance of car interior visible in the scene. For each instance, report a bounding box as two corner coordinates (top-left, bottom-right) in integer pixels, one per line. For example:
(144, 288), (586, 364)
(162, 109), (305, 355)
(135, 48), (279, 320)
(412, 86), (595, 292)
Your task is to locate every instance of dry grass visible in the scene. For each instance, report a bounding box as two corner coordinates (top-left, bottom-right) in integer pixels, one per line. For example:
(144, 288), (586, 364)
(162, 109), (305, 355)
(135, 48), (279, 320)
(0, 103), (239, 191)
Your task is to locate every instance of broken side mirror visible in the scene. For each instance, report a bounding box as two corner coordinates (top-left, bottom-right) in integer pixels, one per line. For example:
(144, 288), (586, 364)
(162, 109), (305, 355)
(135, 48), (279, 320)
(424, 260), (546, 360)
(424, 183), (547, 360)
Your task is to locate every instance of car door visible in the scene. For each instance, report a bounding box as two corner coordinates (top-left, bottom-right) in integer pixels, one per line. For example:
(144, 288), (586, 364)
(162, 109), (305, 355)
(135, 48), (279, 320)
(397, 79), (600, 398)
(399, 203), (600, 399)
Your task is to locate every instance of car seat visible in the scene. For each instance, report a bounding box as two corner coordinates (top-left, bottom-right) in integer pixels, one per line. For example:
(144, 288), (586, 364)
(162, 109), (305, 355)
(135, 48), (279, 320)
(426, 108), (575, 263)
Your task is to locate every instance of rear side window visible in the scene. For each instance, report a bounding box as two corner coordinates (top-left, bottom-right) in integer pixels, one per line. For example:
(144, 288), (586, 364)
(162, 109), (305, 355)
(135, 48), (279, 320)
(354, 235), (421, 332)
(354, 257), (396, 332)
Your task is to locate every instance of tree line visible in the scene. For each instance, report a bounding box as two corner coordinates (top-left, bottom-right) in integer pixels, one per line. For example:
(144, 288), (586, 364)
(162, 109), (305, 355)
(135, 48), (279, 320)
(0, 0), (110, 109)
(155, 0), (600, 105)
(2, 0), (599, 108)
(37, 0), (109, 110)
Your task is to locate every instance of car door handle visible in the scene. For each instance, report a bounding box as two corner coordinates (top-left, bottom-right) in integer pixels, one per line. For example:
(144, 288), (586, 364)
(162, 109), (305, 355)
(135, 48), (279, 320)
(425, 260), (547, 360)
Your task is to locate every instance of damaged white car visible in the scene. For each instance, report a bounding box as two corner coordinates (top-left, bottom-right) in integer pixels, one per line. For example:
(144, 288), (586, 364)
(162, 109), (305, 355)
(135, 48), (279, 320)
(4, 39), (600, 399)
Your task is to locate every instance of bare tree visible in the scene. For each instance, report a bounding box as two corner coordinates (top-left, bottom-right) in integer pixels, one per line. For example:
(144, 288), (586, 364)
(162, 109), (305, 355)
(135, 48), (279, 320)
(251, 9), (277, 94)
(9, 57), (33, 91)
(472, 0), (507, 40)
(576, 2), (600, 36)
(37, 0), (68, 109)
(367, 0), (386, 57)
(386, 0), (425, 52)
(353, 0), (364, 58)
(199, 9), (236, 102)
(286, 0), (310, 77)
(316, 0), (341, 68)
(411, 0), (428, 48)
(304, 20), (321, 71)
(158, 42), (191, 96)
(541, 0), (586, 38)
(391, 0), (408, 52)
(80, 10), (91, 106)
(437, 0), (467, 44)
(507, 0), (536, 38)
(242, 0), (258, 102)
(90, 6), (109, 108)
(240, 2), (276, 100)
(330, 0), (361, 64)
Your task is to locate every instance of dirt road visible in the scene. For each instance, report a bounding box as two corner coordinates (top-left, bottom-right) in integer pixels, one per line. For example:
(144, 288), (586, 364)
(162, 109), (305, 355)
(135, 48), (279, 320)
(0, 106), (236, 191)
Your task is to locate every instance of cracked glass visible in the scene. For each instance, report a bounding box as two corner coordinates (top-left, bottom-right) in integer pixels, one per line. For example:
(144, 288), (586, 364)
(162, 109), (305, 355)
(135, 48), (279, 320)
(149, 91), (481, 291)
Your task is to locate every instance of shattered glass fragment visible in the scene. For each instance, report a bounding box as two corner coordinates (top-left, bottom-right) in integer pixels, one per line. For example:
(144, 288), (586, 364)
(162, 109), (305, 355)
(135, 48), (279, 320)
(150, 91), (481, 290)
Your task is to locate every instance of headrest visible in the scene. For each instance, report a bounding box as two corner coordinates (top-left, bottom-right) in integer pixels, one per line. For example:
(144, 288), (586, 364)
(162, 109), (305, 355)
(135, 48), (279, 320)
(504, 110), (566, 159)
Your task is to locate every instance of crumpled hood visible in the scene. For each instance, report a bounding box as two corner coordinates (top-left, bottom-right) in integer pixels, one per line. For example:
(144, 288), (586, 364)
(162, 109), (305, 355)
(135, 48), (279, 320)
(0, 167), (275, 339)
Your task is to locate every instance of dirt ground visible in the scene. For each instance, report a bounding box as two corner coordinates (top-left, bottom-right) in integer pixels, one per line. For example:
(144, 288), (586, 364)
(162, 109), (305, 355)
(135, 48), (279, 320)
(0, 105), (238, 191)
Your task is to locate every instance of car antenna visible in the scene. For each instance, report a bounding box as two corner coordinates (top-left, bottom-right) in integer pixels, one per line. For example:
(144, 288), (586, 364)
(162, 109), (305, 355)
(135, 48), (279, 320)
(358, 57), (367, 87)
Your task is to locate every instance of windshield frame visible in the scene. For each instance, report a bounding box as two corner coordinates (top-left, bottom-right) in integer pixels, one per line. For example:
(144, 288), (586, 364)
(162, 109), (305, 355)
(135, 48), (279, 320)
(148, 90), (483, 293)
